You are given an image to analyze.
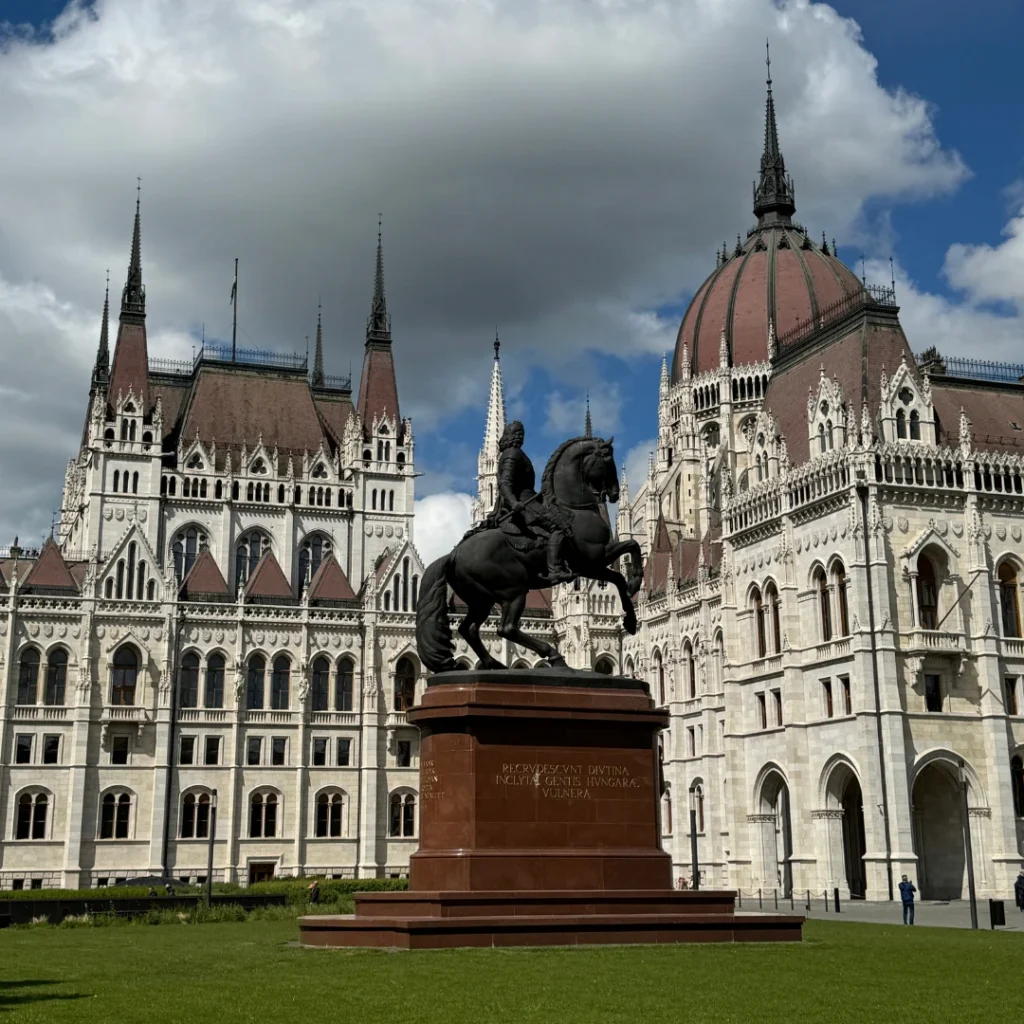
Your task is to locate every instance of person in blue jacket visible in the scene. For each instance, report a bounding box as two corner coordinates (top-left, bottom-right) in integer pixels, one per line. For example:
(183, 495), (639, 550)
(898, 875), (917, 924)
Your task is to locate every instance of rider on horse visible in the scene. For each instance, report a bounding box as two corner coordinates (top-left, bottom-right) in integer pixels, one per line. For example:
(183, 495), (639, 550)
(481, 420), (574, 585)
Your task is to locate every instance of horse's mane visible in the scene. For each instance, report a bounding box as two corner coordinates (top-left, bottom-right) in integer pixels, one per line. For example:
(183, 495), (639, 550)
(541, 436), (601, 500)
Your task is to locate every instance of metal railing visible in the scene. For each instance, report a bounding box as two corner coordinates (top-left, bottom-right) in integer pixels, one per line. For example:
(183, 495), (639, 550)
(316, 373), (352, 391)
(921, 354), (1024, 385)
(149, 356), (193, 376)
(777, 285), (896, 353)
(735, 888), (843, 913)
(197, 344), (307, 372)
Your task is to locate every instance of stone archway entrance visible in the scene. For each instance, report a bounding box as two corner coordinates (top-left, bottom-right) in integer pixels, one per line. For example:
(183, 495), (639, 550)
(840, 778), (867, 898)
(912, 762), (965, 900)
(757, 772), (793, 897)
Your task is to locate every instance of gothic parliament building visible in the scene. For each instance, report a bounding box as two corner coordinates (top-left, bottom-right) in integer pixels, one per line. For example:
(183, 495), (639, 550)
(3, 77), (1024, 899)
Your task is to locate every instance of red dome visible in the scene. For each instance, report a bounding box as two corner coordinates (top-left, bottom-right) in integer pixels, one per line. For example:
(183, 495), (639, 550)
(672, 227), (864, 381)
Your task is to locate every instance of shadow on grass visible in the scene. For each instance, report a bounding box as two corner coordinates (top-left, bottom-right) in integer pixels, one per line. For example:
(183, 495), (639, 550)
(0, 979), (90, 1013)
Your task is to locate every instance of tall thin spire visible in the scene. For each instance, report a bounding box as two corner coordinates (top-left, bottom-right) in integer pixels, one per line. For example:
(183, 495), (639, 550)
(94, 271), (110, 382)
(584, 391), (593, 438)
(483, 329), (507, 454)
(312, 299), (325, 387)
(367, 212), (391, 342)
(753, 42), (796, 225)
(121, 178), (145, 318)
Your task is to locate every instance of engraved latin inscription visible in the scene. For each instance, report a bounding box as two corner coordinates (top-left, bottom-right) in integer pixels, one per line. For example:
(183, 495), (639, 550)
(421, 759), (444, 800)
(494, 762), (646, 800)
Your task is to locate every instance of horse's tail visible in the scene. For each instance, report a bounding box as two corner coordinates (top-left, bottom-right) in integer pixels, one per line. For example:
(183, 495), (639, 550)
(415, 552), (456, 673)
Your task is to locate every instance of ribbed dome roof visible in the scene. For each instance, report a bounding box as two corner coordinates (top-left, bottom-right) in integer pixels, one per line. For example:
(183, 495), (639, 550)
(670, 56), (864, 382)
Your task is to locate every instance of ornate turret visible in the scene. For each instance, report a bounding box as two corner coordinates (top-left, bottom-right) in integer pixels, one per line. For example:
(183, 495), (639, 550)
(752, 43), (796, 226)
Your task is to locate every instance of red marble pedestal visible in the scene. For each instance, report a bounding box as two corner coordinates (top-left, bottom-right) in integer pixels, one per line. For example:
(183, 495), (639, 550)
(299, 670), (803, 948)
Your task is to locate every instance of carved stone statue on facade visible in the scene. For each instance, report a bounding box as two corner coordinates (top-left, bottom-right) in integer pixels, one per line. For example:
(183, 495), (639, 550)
(418, 426), (643, 672)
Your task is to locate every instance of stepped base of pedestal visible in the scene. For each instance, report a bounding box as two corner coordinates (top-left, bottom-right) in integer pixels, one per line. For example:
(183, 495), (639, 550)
(298, 890), (804, 948)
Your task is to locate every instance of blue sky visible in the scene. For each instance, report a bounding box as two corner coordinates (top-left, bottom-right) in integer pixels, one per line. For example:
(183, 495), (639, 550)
(0, 0), (1021, 557)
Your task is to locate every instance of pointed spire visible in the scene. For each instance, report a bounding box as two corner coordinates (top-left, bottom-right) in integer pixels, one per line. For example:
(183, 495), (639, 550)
(482, 329), (507, 456)
(311, 300), (325, 387)
(584, 390), (593, 438)
(659, 356), (669, 396)
(619, 466), (630, 506)
(94, 271), (110, 382)
(121, 179), (145, 318)
(753, 42), (796, 225)
(681, 340), (691, 382)
(719, 324), (729, 369)
(366, 213), (391, 342)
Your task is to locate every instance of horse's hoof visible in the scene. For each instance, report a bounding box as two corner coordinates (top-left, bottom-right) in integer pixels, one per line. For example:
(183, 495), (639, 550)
(545, 655), (569, 671)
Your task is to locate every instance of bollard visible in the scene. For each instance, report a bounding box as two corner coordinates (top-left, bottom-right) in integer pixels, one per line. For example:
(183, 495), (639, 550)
(823, 890), (828, 912)
(805, 889), (811, 911)
(758, 888), (763, 909)
(738, 890), (743, 909)
(790, 891), (794, 911)
(989, 900), (1006, 929)
(834, 887), (841, 913)
(774, 890), (778, 910)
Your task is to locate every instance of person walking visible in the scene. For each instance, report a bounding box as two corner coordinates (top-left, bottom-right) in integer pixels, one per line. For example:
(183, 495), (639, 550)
(1013, 870), (1024, 911)
(307, 880), (320, 905)
(898, 875), (917, 925)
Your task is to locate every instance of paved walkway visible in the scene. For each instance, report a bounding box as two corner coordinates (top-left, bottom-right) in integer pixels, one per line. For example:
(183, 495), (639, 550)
(794, 897), (1024, 931)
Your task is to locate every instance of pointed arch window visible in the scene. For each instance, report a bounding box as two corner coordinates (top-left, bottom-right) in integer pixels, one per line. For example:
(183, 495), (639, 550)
(752, 587), (767, 658)
(999, 562), (1021, 639)
(918, 555), (939, 630)
(315, 792), (344, 838)
(909, 410), (921, 441)
(654, 651), (664, 705)
(179, 652), (200, 708)
(271, 656), (290, 710)
(691, 784), (705, 833)
(111, 646), (139, 706)
(17, 648), (40, 705)
(765, 584), (782, 653)
(45, 649), (67, 706)
(815, 567), (832, 642)
(336, 657), (354, 711)
(311, 656), (330, 712)
(687, 643), (697, 698)
(896, 409), (907, 439)
(298, 534), (332, 589)
(833, 562), (850, 637)
(394, 657), (416, 712)
(246, 655), (265, 710)
(205, 653), (225, 708)
(235, 531), (268, 591)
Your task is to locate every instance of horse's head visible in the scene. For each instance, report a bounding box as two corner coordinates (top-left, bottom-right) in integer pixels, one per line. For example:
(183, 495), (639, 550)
(581, 436), (619, 504)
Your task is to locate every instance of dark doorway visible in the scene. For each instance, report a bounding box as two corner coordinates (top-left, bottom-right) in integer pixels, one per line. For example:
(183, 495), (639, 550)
(913, 763), (966, 900)
(841, 778), (867, 898)
(248, 862), (276, 885)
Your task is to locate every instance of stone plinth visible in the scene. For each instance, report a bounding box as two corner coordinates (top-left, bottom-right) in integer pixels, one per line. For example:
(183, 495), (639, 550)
(299, 670), (802, 948)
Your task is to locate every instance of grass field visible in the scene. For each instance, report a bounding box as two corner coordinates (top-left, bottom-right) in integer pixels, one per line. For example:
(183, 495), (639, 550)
(1, 916), (1021, 1023)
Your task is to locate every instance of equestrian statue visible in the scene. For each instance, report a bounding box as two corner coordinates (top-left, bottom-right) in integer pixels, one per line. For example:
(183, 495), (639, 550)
(416, 420), (644, 672)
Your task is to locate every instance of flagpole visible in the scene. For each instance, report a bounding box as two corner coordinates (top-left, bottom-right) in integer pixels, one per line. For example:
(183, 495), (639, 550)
(231, 258), (238, 362)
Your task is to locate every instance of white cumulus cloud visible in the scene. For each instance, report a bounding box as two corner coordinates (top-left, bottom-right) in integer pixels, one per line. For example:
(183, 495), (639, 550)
(412, 491), (473, 566)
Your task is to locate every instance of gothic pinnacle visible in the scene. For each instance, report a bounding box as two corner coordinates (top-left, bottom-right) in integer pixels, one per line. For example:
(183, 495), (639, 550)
(121, 180), (146, 318)
(312, 300), (324, 387)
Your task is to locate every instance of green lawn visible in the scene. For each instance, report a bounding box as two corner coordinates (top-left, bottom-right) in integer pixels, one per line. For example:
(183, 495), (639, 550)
(0, 917), (1021, 1023)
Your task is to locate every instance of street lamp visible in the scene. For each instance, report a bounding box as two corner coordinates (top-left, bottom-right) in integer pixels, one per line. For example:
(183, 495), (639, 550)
(958, 760), (978, 929)
(206, 789), (218, 907)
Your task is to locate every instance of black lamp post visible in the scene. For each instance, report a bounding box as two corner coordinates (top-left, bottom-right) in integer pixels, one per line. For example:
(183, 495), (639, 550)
(958, 760), (978, 929)
(205, 790), (218, 907)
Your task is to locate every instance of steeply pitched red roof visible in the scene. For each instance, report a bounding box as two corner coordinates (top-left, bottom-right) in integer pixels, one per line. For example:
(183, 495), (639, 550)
(20, 538), (79, 592)
(180, 366), (330, 453)
(931, 381), (1024, 454)
(108, 319), (150, 412)
(244, 550), (294, 601)
(180, 547), (230, 600)
(150, 379), (190, 441)
(356, 344), (400, 429)
(763, 316), (914, 466)
(307, 554), (356, 602)
(314, 393), (354, 447)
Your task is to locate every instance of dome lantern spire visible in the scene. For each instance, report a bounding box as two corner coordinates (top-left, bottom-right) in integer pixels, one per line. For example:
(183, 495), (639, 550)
(753, 41), (796, 226)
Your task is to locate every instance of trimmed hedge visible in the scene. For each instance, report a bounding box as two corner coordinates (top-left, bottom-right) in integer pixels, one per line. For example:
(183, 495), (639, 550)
(244, 878), (409, 905)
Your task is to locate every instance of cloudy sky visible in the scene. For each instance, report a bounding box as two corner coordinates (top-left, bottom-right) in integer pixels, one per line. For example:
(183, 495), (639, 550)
(1, 0), (1022, 565)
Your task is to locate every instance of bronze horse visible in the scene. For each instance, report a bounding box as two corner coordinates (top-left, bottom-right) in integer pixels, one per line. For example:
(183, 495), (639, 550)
(416, 435), (644, 672)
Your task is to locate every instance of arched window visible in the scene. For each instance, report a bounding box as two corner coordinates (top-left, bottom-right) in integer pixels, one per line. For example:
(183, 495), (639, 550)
(298, 534), (332, 588)
(311, 656), (330, 712)
(336, 657), (354, 712)
(183, 478), (191, 499)
(169, 477), (177, 497)
(834, 562), (850, 637)
(249, 792), (278, 838)
(402, 557), (410, 611)
(111, 646), (139, 706)
(132, 472), (139, 494)
(271, 656), (290, 710)
(235, 531), (268, 590)
(113, 469), (120, 492)
(662, 791), (672, 835)
(383, 591), (391, 611)
(389, 793), (416, 837)
(815, 567), (832, 642)
(654, 651), (664, 704)
(315, 792), (343, 837)
(45, 649), (67, 706)
(896, 409), (907, 439)
(205, 653), (225, 708)
(179, 652), (200, 708)
(394, 657), (416, 712)
(181, 792), (212, 839)
(389, 490), (395, 512)
(377, 440), (384, 461)
(752, 587), (767, 658)
(278, 484), (285, 503)
(999, 562), (1021, 639)
(594, 657), (615, 675)
(247, 482), (254, 502)
(372, 489), (377, 511)
(765, 584), (782, 653)
(146, 579), (155, 601)
(1012, 755), (1024, 818)
(246, 655), (265, 710)
(100, 792), (131, 839)
(909, 410), (921, 440)
(129, 420), (137, 441)
(817, 424), (826, 454)
(687, 643), (697, 698)
(412, 575), (419, 610)
(918, 555), (939, 630)
(17, 648), (40, 705)
(231, 481), (238, 500)
(161, 476), (167, 495)
(215, 480), (223, 500)
(691, 784), (705, 833)
(172, 526), (207, 581)
(15, 792), (48, 841)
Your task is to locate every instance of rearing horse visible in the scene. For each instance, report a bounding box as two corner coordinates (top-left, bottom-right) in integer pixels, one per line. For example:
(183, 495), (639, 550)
(416, 435), (644, 672)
